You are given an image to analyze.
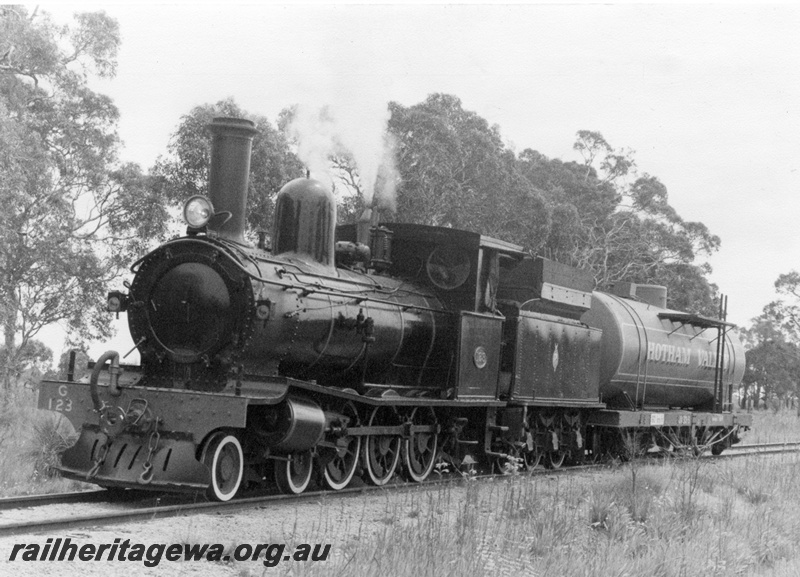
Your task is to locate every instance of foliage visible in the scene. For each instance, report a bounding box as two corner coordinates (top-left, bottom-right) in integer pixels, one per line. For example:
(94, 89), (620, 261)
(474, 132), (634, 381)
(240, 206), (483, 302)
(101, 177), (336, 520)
(741, 307), (800, 404)
(516, 133), (720, 314)
(387, 94), (551, 250)
(741, 272), (800, 405)
(765, 271), (800, 343)
(152, 98), (305, 237)
(0, 338), (51, 386)
(0, 6), (161, 390)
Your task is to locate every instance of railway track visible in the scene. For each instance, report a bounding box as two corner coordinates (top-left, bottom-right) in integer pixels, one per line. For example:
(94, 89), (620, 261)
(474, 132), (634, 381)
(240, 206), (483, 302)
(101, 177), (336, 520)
(1, 441), (797, 538)
(715, 441), (800, 456)
(0, 489), (111, 512)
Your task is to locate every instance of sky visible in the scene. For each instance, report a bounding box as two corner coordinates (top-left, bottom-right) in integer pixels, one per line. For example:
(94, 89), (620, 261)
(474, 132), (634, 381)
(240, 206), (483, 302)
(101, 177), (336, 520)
(35, 2), (800, 361)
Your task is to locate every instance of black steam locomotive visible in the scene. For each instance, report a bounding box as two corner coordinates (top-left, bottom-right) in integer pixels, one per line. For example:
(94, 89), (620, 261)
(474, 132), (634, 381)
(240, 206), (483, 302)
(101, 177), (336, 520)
(39, 118), (751, 500)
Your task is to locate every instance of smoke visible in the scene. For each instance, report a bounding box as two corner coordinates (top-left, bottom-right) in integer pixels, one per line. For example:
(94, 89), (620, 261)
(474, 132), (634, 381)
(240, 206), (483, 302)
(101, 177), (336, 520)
(287, 99), (398, 212)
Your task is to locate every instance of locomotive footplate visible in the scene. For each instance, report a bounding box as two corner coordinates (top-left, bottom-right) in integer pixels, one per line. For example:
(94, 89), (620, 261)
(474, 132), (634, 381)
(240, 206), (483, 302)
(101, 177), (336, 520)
(586, 409), (752, 429)
(38, 379), (287, 440)
(57, 425), (211, 492)
(281, 377), (506, 407)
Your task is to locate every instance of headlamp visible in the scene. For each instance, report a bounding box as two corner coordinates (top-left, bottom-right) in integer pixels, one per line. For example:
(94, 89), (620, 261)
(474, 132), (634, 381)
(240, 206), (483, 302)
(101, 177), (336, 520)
(106, 290), (128, 314)
(183, 196), (215, 228)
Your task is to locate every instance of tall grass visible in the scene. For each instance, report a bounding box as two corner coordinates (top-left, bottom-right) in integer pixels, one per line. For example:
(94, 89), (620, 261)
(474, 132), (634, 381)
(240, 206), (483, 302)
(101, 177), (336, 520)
(747, 408), (800, 443)
(202, 411), (800, 577)
(239, 453), (800, 577)
(0, 387), (87, 496)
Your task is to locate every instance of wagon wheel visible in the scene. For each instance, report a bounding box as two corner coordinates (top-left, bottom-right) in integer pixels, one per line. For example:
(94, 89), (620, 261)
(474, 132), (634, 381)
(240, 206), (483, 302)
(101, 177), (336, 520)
(403, 407), (438, 483)
(201, 432), (244, 502)
(322, 402), (362, 491)
(363, 406), (401, 486)
(274, 450), (314, 494)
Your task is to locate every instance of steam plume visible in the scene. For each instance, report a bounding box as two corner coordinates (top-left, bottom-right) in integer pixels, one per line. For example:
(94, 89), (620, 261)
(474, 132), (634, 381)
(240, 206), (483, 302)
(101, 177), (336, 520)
(287, 99), (398, 212)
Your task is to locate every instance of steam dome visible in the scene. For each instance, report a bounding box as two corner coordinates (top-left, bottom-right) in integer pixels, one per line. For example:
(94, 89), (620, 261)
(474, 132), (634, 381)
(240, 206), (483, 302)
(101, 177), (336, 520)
(273, 178), (336, 268)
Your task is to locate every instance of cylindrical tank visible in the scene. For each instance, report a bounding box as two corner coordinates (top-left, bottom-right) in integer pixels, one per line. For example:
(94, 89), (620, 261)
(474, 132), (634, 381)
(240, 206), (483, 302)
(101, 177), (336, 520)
(581, 291), (746, 410)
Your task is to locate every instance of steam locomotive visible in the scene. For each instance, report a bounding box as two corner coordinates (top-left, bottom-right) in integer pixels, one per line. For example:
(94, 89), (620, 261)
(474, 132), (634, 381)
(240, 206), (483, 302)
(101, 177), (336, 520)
(38, 117), (751, 501)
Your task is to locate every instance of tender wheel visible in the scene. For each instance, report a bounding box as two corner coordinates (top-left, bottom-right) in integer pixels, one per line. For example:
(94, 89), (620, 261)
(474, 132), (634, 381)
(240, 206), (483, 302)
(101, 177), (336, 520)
(547, 450), (566, 469)
(275, 450), (314, 494)
(364, 407), (401, 486)
(201, 433), (244, 502)
(521, 423), (543, 470)
(404, 407), (438, 482)
(322, 402), (361, 491)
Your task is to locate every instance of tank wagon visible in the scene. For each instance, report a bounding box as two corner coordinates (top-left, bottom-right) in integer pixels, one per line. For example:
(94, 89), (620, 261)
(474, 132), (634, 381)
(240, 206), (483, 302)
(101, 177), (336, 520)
(38, 117), (751, 500)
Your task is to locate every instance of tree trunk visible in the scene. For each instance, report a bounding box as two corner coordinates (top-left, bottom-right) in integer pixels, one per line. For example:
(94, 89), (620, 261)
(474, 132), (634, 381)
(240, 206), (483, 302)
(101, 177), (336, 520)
(2, 291), (17, 392)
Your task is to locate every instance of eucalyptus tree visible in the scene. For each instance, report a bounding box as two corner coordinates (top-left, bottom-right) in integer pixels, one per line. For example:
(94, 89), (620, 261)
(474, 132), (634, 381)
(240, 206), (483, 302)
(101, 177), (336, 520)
(0, 7), (160, 390)
(387, 93), (551, 251)
(740, 313), (800, 409)
(517, 133), (720, 315)
(766, 271), (800, 343)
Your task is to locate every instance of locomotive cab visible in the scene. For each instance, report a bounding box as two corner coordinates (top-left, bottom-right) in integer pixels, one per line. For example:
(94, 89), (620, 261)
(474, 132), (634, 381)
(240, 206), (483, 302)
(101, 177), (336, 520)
(337, 222), (527, 400)
(338, 222), (526, 314)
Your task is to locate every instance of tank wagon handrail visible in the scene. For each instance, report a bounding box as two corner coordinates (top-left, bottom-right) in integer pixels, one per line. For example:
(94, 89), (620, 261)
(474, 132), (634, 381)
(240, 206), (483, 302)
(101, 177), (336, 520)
(657, 311), (737, 330)
(714, 295), (729, 413)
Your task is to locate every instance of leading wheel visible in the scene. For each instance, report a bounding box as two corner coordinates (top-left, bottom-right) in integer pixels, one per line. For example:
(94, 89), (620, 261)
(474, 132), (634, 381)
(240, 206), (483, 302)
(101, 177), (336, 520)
(275, 450), (314, 494)
(364, 407), (401, 486)
(404, 407), (438, 482)
(322, 402), (361, 491)
(202, 432), (244, 502)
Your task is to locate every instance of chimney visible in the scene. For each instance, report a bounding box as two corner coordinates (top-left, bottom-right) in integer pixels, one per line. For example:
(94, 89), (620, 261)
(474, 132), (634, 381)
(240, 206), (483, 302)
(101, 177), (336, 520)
(207, 117), (258, 244)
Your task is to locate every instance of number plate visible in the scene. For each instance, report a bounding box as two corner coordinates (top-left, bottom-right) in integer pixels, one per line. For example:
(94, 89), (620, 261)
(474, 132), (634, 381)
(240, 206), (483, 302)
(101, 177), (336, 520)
(44, 384), (74, 414)
(650, 413), (665, 426)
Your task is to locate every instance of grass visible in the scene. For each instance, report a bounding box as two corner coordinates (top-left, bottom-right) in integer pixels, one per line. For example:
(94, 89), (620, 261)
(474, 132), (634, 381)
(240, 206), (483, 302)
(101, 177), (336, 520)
(219, 411), (800, 577)
(747, 408), (800, 443)
(229, 453), (800, 577)
(0, 387), (89, 496)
